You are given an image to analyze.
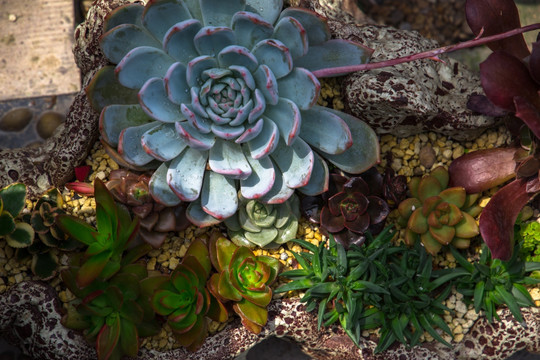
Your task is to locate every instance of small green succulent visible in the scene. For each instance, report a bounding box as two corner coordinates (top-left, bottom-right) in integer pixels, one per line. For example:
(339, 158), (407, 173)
(0, 183), (34, 248)
(61, 262), (160, 360)
(207, 231), (280, 333)
(223, 193), (300, 248)
(57, 179), (151, 288)
(397, 166), (481, 255)
(144, 238), (227, 351)
(276, 227), (465, 353)
(446, 243), (540, 324)
(520, 221), (540, 261)
(17, 188), (81, 279)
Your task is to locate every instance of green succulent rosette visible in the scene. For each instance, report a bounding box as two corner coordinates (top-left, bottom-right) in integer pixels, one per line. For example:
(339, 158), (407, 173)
(397, 166), (481, 255)
(0, 183), (34, 248)
(224, 192), (300, 248)
(145, 238), (227, 351)
(208, 233), (280, 333)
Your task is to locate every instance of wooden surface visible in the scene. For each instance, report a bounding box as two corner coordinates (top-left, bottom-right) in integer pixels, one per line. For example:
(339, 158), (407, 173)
(0, 0), (80, 101)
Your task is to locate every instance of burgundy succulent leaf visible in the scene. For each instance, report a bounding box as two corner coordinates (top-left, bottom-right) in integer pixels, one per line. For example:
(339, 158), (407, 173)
(300, 195), (324, 224)
(530, 37), (540, 84)
(479, 177), (539, 260)
(448, 147), (520, 193)
(514, 96), (540, 140)
(366, 196), (390, 224)
(467, 94), (510, 117)
(480, 51), (540, 111)
(466, 0), (530, 59)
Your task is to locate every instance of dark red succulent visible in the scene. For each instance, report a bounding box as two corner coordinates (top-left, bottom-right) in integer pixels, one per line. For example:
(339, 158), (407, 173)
(318, 173), (390, 248)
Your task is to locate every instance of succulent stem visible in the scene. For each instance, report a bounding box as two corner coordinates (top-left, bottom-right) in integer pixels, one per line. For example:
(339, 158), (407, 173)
(312, 23), (540, 77)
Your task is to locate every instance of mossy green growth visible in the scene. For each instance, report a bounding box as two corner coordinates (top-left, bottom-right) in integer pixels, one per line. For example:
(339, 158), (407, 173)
(520, 221), (540, 279)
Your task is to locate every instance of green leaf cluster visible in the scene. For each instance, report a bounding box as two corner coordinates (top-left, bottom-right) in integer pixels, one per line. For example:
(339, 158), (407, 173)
(57, 179), (151, 287)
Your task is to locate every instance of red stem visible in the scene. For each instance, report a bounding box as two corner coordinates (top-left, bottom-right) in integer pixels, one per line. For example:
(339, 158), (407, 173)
(312, 23), (540, 77)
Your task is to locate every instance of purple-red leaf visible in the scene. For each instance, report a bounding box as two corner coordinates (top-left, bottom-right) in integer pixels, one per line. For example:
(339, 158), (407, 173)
(448, 147), (519, 193)
(467, 94), (509, 117)
(480, 52), (540, 111)
(466, 0), (529, 58)
(479, 177), (539, 260)
(514, 96), (540, 139)
(530, 39), (540, 84)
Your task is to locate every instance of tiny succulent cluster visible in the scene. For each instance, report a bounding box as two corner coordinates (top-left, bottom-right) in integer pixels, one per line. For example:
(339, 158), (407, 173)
(223, 192), (300, 248)
(276, 227), (464, 352)
(18, 188), (80, 279)
(208, 231), (280, 333)
(0, 183), (34, 248)
(88, 0), (380, 227)
(397, 166), (481, 255)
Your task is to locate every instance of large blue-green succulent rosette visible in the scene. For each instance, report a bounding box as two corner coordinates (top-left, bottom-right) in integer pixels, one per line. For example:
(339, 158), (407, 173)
(87, 0), (379, 226)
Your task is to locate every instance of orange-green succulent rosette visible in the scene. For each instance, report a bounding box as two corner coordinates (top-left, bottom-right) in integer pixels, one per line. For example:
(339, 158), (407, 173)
(208, 233), (280, 333)
(397, 166), (481, 255)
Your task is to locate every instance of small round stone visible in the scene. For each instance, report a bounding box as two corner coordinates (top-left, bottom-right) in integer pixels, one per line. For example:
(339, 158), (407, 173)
(0, 108), (33, 131)
(36, 112), (65, 139)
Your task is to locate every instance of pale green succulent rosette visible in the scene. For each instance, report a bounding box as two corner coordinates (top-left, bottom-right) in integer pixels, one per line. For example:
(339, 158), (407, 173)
(88, 0), (379, 226)
(224, 193), (300, 248)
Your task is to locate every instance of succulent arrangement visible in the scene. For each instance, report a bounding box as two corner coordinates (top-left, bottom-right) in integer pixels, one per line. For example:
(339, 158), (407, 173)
(0, 183), (34, 248)
(397, 166), (481, 255)
(208, 231), (280, 333)
(87, 0), (380, 227)
(448, 0), (540, 260)
(57, 179), (151, 287)
(61, 262), (160, 360)
(223, 192), (300, 248)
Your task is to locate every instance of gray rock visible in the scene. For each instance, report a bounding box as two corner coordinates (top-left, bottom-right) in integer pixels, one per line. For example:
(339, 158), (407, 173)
(328, 22), (497, 141)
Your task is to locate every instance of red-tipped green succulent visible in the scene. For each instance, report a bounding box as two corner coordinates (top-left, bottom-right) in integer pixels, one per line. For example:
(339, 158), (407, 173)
(208, 231), (280, 334)
(398, 166), (481, 255)
(0, 183), (34, 249)
(61, 263), (160, 360)
(57, 179), (150, 288)
(18, 188), (81, 279)
(145, 238), (227, 351)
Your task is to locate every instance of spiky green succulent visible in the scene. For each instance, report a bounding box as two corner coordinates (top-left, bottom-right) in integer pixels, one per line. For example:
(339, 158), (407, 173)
(208, 231), (280, 333)
(61, 262), (160, 360)
(397, 166), (481, 255)
(445, 243), (540, 325)
(0, 183), (34, 248)
(223, 192), (299, 248)
(88, 0), (379, 227)
(144, 238), (227, 351)
(57, 179), (151, 288)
